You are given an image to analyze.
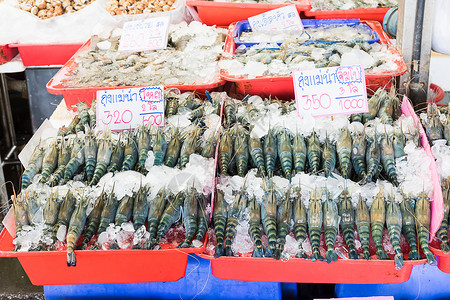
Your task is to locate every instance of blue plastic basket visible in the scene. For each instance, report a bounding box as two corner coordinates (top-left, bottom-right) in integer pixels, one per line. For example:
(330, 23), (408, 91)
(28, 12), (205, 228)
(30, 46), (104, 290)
(233, 18), (380, 47)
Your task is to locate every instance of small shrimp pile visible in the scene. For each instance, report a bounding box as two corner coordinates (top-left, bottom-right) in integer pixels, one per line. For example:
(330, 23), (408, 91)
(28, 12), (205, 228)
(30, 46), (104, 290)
(63, 22), (226, 87)
(220, 23), (401, 78)
(238, 24), (373, 44)
(106, 0), (175, 15)
(18, 0), (95, 19)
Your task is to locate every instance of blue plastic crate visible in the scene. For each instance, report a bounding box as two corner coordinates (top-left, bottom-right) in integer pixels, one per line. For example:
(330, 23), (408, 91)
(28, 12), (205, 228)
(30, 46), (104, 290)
(233, 18), (380, 47)
(336, 264), (450, 300)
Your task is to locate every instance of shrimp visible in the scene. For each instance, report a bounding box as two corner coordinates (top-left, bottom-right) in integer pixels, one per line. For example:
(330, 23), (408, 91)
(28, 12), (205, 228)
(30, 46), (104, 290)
(178, 187), (199, 248)
(62, 137), (85, 184)
(66, 195), (88, 266)
(153, 127), (167, 166)
(39, 141), (59, 183)
(48, 137), (72, 187)
(307, 131), (321, 174)
(146, 187), (168, 249)
(84, 128), (98, 183)
(214, 189), (227, 258)
(277, 128), (293, 181)
(21, 142), (45, 190)
(90, 132), (113, 185)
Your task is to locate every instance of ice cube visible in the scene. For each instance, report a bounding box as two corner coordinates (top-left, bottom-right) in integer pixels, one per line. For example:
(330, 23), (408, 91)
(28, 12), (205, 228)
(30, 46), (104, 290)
(283, 234), (300, 256)
(56, 225), (67, 242)
(280, 251), (291, 262)
(121, 221), (135, 232)
(133, 225), (147, 245)
(192, 239), (203, 248)
(97, 41), (111, 51)
(97, 232), (109, 245)
(243, 61), (267, 78)
(116, 230), (134, 249)
(341, 49), (375, 69)
(231, 222), (255, 256)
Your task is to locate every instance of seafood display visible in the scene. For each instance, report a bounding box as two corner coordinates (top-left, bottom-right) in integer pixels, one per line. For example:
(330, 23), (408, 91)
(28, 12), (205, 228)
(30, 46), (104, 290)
(311, 0), (398, 10)
(220, 25), (401, 77)
(18, 0), (95, 19)
(208, 170), (434, 268)
(13, 90), (223, 266)
(106, 0), (176, 15)
(21, 90), (221, 189)
(216, 89), (422, 190)
(201, 90), (433, 269)
(62, 22), (226, 87)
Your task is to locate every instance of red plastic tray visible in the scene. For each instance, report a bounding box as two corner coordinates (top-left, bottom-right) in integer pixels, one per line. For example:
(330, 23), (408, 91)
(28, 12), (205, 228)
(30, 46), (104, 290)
(9, 43), (82, 67)
(0, 45), (18, 65)
(0, 228), (206, 285)
(186, 0), (311, 26)
(198, 253), (426, 283)
(305, 7), (390, 22)
(221, 20), (406, 99)
(46, 39), (226, 110)
(428, 83), (445, 105)
(430, 244), (450, 274)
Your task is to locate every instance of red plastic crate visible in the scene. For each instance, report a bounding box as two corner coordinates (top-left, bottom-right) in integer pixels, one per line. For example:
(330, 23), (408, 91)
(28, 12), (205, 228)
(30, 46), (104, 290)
(221, 20), (406, 99)
(187, 0), (311, 27)
(0, 228), (207, 285)
(430, 244), (450, 274)
(0, 45), (18, 65)
(305, 7), (390, 22)
(46, 39), (226, 110)
(9, 43), (82, 67)
(198, 97), (435, 284)
(428, 83), (445, 105)
(198, 253), (426, 283)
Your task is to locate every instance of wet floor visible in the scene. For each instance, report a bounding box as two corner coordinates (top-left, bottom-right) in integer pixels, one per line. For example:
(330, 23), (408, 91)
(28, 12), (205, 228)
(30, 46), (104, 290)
(0, 258), (44, 299)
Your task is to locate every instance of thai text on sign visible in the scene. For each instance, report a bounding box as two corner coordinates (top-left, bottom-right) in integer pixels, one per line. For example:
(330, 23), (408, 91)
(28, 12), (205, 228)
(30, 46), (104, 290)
(248, 5), (303, 32)
(96, 86), (164, 131)
(293, 65), (369, 118)
(118, 16), (170, 52)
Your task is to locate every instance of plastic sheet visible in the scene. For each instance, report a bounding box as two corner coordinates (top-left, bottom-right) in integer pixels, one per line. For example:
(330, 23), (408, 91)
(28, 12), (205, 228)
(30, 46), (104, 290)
(400, 96), (444, 240)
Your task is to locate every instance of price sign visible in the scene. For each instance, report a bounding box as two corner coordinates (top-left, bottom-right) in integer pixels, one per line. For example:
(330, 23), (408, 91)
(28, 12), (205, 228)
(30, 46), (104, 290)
(118, 16), (170, 52)
(293, 65), (369, 118)
(96, 86), (164, 131)
(248, 5), (303, 32)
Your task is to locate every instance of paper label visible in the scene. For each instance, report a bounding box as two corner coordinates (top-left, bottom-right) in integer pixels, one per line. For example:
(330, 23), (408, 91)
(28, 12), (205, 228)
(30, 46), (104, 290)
(293, 65), (368, 118)
(118, 16), (170, 52)
(248, 5), (303, 32)
(96, 86), (164, 131)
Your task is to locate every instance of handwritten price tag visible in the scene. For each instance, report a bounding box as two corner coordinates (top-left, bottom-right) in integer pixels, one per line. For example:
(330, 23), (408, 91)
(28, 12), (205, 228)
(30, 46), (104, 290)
(96, 86), (164, 131)
(248, 5), (303, 32)
(118, 17), (170, 52)
(293, 65), (369, 118)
